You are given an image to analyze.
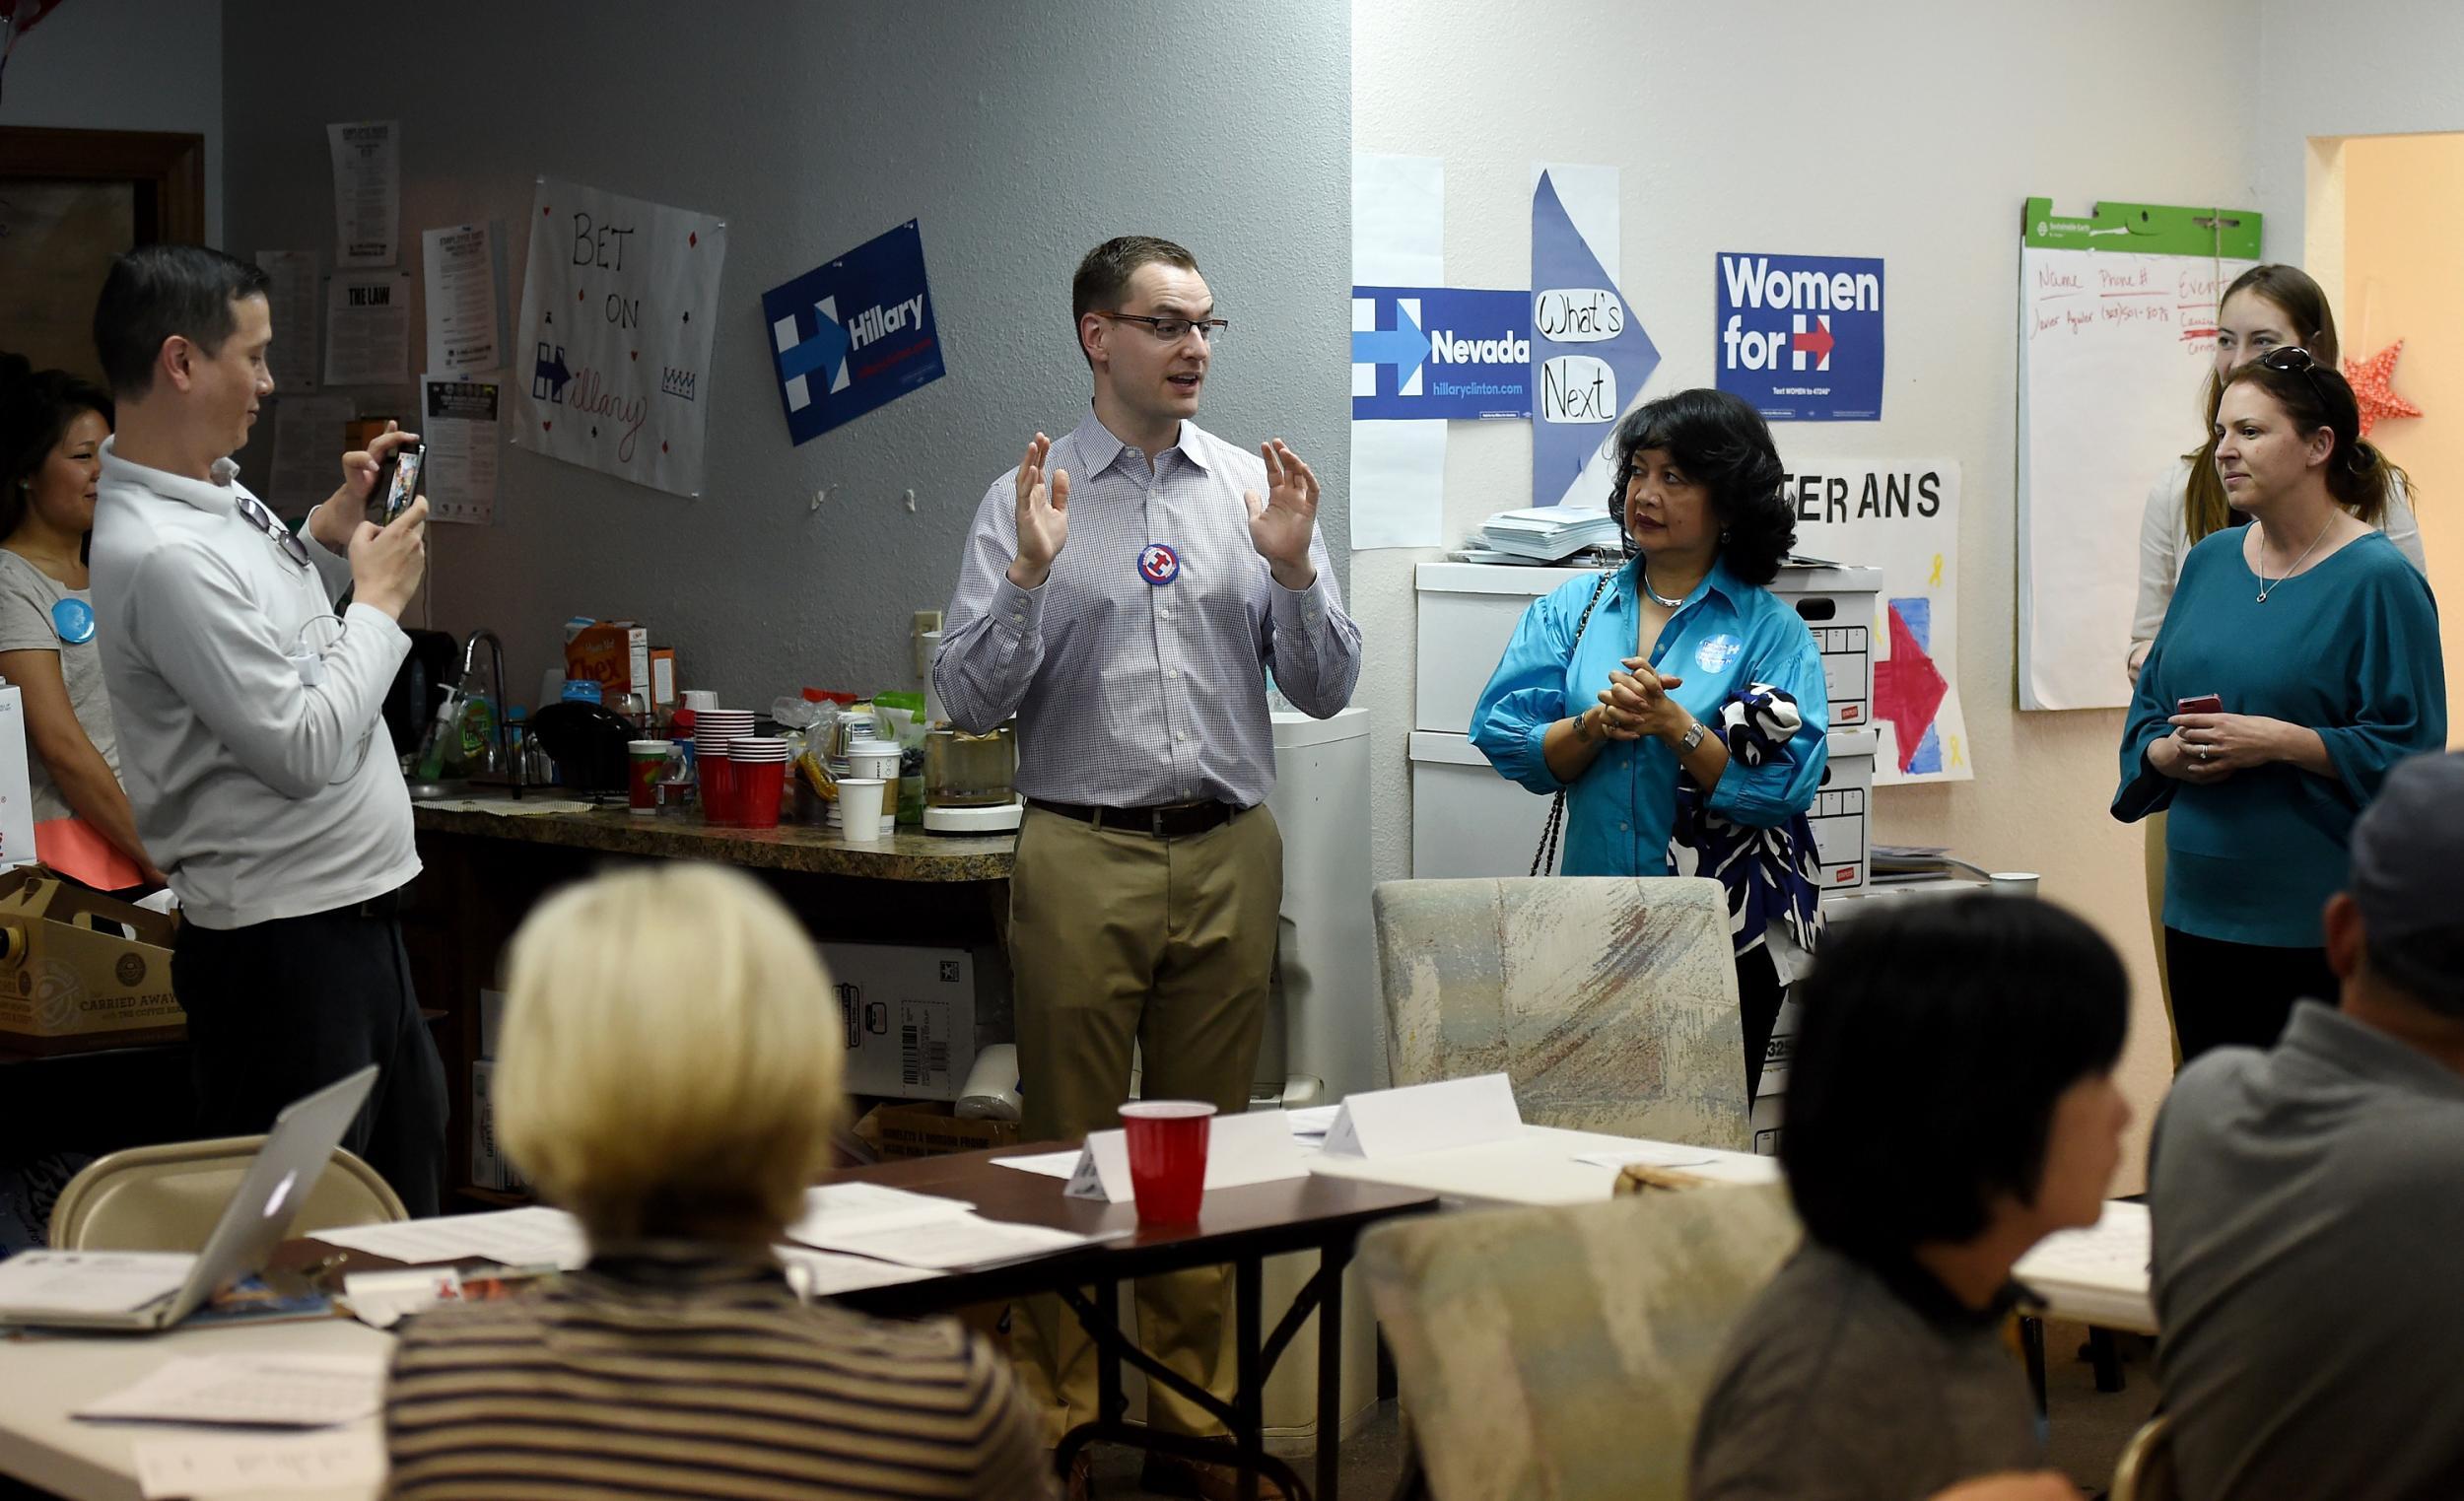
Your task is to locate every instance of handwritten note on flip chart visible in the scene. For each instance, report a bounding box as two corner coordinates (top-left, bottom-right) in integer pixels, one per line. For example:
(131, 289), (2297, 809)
(2016, 198), (2260, 711)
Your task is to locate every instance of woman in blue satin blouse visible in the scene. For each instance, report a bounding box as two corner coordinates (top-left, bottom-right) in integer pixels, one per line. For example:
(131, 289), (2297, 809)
(1472, 387), (1828, 1100)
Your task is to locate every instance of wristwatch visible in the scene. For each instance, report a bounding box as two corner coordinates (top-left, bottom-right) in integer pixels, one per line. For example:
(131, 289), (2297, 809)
(1677, 720), (1708, 753)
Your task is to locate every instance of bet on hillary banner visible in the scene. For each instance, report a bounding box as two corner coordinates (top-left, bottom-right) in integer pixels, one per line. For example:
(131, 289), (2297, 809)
(511, 178), (726, 499)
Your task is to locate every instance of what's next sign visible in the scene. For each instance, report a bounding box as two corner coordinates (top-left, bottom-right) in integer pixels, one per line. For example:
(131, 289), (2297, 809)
(1715, 252), (1884, 422)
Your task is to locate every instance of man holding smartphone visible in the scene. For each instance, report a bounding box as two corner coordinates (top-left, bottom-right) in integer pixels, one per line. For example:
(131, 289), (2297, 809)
(88, 244), (446, 1215)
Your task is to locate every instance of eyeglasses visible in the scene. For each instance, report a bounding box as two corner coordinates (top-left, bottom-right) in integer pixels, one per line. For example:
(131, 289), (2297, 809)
(2258, 345), (2338, 411)
(235, 492), (310, 570)
(1096, 311), (1228, 345)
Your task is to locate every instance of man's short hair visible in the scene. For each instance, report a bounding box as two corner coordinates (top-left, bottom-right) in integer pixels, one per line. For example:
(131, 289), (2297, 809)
(2350, 752), (2464, 1018)
(91, 244), (272, 398)
(1780, 894), (2130, 1262)
(496, 864), (844, 1243)
(1070, 236), (1200, 360)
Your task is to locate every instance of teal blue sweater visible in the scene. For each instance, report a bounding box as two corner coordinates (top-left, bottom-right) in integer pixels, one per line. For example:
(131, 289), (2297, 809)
(2115, 528), (2445, 946)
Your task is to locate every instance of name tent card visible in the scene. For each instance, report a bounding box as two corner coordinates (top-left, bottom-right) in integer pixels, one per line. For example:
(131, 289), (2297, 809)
(1318, 1073), (1523, 1159)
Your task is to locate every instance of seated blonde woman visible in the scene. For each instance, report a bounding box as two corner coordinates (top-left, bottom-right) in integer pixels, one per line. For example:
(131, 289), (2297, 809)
(382, 864), (1053, 1501)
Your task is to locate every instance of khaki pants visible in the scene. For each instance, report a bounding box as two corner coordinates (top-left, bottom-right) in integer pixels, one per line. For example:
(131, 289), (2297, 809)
(1005, 803), (1284, 1445)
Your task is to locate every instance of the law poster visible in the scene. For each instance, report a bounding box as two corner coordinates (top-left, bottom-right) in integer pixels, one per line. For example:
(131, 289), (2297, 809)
(1716, 251), (1885, 421)
(1788, 458), (1969, 784)
(1532, 164), (1658, 509)
(321, 272), (410, 386)
(760, 220), (945, 446)
(511, 177), (727, 499)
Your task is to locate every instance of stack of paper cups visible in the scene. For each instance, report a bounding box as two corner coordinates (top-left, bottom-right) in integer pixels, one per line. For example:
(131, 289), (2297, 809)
(843, 737), (901, 837)
(728, 736), (792, 829)
(692, 710), (757, 824)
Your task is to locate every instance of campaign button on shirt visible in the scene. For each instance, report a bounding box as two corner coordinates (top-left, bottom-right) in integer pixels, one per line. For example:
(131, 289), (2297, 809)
(1138, 542), (1182, 586)
(51, 596), (96, 645)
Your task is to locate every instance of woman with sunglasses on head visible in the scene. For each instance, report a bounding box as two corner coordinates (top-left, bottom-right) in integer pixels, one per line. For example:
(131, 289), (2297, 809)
(0, 354), (163, 891)
(2114, 347), (2445, 1063)
(2123, 270), (2425, 1038)
(1472, 388), (1827, 1102)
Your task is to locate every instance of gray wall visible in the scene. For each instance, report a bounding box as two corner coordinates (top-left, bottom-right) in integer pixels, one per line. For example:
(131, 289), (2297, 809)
(220, 0), (1350, 707)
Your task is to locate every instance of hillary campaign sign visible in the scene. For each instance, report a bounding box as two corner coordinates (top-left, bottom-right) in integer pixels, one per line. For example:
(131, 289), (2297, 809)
(1715, 252), (1884, 422)
(762, 221), (946, 445)
(1351, 287), (1532, 420)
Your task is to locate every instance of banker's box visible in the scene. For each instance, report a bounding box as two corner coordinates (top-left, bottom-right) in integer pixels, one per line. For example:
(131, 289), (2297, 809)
(821, 943), (1006, 1102)
(0, 868), (182, 1052)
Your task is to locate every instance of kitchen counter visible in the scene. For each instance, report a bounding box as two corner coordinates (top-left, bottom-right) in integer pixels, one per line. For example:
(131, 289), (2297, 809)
(409, 797), (1014, 882)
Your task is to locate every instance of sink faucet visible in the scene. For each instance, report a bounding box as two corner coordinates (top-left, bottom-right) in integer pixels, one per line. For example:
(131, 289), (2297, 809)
(460, 629), (523, 800)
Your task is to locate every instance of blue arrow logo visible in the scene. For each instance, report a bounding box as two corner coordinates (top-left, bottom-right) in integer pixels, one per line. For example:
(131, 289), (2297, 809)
(1351, 301), (1432, 388)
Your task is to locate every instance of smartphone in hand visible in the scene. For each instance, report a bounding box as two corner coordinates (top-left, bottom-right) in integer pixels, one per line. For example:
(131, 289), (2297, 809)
(2176, 694), (2224, 716)
(369, 443), (426, 524)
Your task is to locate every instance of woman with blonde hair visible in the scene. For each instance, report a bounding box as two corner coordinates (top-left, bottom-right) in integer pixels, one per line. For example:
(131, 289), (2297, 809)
(383, 863), (1053, 1501)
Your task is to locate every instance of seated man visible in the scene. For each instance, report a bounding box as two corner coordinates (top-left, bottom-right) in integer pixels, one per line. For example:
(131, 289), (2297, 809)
(382, 864), (1054, 1501)
(1690, 894), (2131, 1501)
(2150, 751), (2464, 1501)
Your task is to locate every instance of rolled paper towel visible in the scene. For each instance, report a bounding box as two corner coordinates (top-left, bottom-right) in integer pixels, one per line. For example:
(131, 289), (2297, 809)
(955, 1043), (1021, 1123)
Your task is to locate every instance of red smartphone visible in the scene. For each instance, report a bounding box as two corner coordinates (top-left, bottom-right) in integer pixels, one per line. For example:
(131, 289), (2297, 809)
(2176, 694), (2224, 716)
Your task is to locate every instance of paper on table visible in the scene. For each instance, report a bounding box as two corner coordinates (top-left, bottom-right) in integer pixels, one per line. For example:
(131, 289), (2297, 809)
(2014, 1199), (2153, 1319)
(79, 1353), (386, 1427)
(0, 1250), (194, 1316)
(1064, 1108), (1311, 1203)
(783, 1183), (977, 1248)
(798, 1212), (1097, 1271)
(1284, 1105), (1341, 1137)
(1349, 418), (1447, 551)
(133, 1427), (384, 1499)
(773, 1245), (944, 1298)
(1321, 1073), (1523, 1159)
(1572, 1144), (1719, 1170)
(992, 1150), (1083, 1180)
(315, 1206), (589, 1269)
(341, 1267), (461, 1330)
(414, 797), (596, 816)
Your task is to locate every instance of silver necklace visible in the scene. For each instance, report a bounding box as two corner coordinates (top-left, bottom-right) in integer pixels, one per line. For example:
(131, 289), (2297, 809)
(2254, 514), (2335, 603)
(1640, 564), (1686, 608)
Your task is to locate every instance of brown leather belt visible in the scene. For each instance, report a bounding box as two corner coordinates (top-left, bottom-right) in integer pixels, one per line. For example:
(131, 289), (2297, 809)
(1027, 798), (1242, 839)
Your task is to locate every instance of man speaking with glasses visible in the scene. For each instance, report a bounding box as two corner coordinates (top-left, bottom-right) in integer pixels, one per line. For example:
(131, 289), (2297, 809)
(88, 244), (446, 1216)
(936, 236), (1360, 1495)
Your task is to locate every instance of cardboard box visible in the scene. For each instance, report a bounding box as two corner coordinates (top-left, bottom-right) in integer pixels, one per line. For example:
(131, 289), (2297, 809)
(856, 1101), (1021, 1160)
(469, 1058), (528, 1193)
(0, 867), (181, 1053)
(820, 942), (1002, 1102)
(563, 622), (650, 701)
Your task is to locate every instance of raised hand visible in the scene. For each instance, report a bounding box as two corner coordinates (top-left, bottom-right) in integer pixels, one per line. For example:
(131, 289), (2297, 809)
(1006, 433), (1070, 590)
(1245, 439), (1319, 589)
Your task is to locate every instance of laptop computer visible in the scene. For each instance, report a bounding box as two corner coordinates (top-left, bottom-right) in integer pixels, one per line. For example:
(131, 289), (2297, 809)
(0, 1064), (378, 1331)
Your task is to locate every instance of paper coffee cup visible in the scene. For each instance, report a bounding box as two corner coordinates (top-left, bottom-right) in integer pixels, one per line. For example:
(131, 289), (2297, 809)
(838, 778), (888, 841)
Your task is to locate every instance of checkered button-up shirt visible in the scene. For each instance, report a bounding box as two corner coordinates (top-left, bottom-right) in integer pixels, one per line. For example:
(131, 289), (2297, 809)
(934, 413), (1360, 808)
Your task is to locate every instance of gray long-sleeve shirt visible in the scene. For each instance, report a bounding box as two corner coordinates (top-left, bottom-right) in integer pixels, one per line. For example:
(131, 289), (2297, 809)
(932, 413), (1360, 808)
(92, 441), (417, 928)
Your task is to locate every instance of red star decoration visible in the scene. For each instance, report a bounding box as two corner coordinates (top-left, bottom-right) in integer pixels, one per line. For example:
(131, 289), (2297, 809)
(2342, 341), (2424, 439)
(1875, 603), (1947, 774)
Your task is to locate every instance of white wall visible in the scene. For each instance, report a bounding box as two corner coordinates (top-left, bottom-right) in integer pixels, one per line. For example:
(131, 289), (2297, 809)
(1354, 0), (2270, 1186)
(216, 0), (1349, 707)
(2255, 0), (2464, 256)
(0, 0), (224, 245)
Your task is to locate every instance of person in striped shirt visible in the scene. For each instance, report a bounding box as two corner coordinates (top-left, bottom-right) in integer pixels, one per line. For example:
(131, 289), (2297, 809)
(382, 863), (1053, 1501)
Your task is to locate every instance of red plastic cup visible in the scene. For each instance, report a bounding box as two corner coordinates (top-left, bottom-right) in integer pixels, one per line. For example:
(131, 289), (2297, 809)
(700, 743), (737, 824)
(737, 759), (787, 829)
(1119, 1101), (1215, 1225)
